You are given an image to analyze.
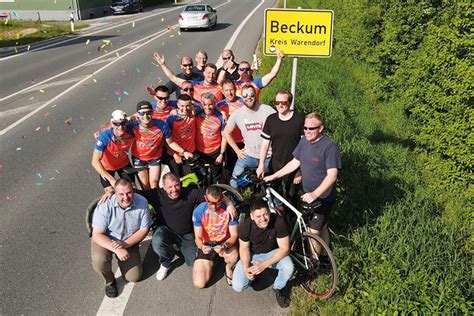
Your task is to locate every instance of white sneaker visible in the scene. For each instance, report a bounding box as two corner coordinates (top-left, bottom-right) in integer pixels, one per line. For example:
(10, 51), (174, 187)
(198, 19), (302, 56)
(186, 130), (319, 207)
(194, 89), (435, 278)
(156, 265), (170, 281)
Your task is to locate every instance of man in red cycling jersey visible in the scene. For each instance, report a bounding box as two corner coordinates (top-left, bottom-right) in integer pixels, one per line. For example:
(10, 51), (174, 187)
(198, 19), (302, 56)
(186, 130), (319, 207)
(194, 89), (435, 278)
(92, 110), (135, 195)
(153, 52), (223, 103)
(151, 85), (175, 121)
(164, 94), (196, 177)
(195, 93), (227, 183)
(130, 101), (191, 189)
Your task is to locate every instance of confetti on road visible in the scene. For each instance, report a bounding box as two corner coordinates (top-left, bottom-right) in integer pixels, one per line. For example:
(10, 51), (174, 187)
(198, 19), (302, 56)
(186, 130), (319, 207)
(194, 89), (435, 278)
(27, 45), (30, 51)
(116, 52), (120, 58)
(73, 129), (77, 134)
(37, 173), (42, 178)
(29, 96), (34, 100)
(36, 182), (44, 186)
(44, 112), (49, 118)
(35, 126), (41, 131)
(16, 147), (21, 151)
(170, 35), (174, 38)
(31, 79), (36, 84)
(161, 41), (165, 46)
(39, 89), (45, 93)
(49, 177), (55, 181)
(161, 18), (164, 22)
(51, 104), (57, 108)
(55, 170), (60, 174)
(132, 21), (135, 28)
(178, 31), (182, 35)
(123, 91), (129, 96)
(86, 39), (90, 45)
(93, 78), (97, 83)
(118, 97), (123, 103)
(47, 127), (51, 132)
(0, 165), (3, 172)
(64, 117), (73, 125)
(136, 67), (141, 73)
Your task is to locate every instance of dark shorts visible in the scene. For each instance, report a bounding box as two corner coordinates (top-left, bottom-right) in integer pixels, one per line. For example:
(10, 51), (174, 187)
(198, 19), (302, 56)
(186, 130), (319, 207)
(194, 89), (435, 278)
(307, 199), (334, 231)
(100, 164), (135, 188)
(195, 248), (220, 261)
(132, 156), (161, 168)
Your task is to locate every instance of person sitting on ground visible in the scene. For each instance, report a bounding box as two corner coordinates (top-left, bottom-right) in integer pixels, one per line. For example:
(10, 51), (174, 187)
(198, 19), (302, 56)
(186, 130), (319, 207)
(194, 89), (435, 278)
(138, 172), (236, 281)
(91, 178), (152, 298)
(91, 110), (135, 196)
(130, 101), (192, 189)
(192, 186), (239, 288)
(232, 199), (293, 308)
(195, 93), (227, 184)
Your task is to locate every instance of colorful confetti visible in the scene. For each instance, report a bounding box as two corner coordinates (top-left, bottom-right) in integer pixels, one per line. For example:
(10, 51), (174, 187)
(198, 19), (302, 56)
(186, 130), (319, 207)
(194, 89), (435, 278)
(35, 126), (41, 131)
(16, 147), (21, 151)
(27, 45), (30, 51)
(39, 89), (45, 93)
(36, 182), (44, 186)
(123, 91), (129, 96)
(136, 67), (141, 73)
(161, 18), (164, 22)
(64, 117), (73, 125)
(86, 39), (90, 45)
(132, 21), (135, 28)
(47, 127), (51, 133)
(44, 112), (49, 118)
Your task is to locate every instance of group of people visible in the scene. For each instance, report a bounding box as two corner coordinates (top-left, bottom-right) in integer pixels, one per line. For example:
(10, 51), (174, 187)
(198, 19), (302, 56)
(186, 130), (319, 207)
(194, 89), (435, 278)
(89, 48), (342, 308)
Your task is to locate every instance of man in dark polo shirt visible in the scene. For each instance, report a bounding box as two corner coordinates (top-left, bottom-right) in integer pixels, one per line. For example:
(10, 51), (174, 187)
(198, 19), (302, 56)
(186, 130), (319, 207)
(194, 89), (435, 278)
(139, 172), (236, 281)
(232, 199), (294, 308)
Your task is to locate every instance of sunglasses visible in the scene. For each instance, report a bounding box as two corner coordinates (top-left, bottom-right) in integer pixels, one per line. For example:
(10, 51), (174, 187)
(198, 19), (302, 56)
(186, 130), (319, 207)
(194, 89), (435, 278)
(112, 121), (127, 127)
(181, 63), (193, 67)
(239, 67), (251, 72)
(155, 95), (169, 101)
(274, 100), (289, 106)
(304, 125), (321, 131)
(242, 92), (256, 98)
(138, 111), (153, 116)
(182, 87), (194, 92)
(222, 57), (231, 60)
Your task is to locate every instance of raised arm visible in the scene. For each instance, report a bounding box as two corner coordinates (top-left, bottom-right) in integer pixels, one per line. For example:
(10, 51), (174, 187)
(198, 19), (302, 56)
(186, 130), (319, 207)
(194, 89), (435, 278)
(260, 50), (285, 87)
(153, 52), (186, 88)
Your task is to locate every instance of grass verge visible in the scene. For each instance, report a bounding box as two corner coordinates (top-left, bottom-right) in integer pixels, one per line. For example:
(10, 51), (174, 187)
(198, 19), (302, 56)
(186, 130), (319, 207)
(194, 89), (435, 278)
(256, 24), (471, 316)
(0, 20), (89, 48)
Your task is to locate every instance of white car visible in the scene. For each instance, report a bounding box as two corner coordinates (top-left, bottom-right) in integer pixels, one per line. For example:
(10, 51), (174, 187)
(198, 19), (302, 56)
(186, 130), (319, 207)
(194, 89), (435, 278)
(178, 3), (217, 31)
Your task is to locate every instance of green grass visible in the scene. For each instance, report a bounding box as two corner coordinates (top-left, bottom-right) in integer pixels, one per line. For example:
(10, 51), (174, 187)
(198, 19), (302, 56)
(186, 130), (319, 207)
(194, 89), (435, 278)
(256, 20), (471, 315)
(0, 20), (88, 48)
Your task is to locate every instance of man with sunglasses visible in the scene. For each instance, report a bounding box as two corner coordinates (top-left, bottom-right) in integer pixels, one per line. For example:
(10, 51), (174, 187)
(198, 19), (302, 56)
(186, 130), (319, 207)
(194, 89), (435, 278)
(165, 56), (203, 99)
(168, 81), (202, 108)
(92, 110), (135, 196)
(224, 85), (276, 189)
(153, 52), (223, 103)
(150, 85), (176, 121)
(216, 49), (240, 81)
(257, 90), (305, 207)
(264, 112), (342, 250)
(130, 101), (191, 189)
(217, 50), (285, 102)
(192, 185), (239, 288)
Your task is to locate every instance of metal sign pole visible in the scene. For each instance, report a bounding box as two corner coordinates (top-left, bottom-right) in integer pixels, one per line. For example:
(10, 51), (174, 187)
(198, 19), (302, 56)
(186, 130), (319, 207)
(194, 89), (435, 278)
(289, 6), (302, 110)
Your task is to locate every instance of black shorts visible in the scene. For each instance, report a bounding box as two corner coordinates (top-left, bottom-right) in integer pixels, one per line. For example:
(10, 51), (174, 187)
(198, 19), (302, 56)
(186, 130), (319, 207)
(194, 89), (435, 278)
(307, 199), (334, 231)
(100, 164), (135, 188)
(195, 248), (219, 261)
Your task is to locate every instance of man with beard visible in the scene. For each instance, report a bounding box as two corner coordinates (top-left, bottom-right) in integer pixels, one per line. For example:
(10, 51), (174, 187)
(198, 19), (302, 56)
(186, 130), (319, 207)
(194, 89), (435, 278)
(165, 55), (203, 98)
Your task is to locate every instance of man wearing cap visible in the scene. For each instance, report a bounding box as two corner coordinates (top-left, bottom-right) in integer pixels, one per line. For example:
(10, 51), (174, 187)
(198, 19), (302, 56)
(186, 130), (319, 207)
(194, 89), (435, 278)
(92, 110), (135, 195)
(130, 101), (192, 189)
(165, 56), (203, 99)
(91, 178), (153, 298)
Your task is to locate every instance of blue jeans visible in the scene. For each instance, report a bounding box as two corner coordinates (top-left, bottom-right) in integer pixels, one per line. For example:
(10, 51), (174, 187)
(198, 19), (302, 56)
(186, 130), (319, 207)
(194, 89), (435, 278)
(230, 155), (270, 188)
(151, 226), (197, 268)
(232, 249), (294, 292)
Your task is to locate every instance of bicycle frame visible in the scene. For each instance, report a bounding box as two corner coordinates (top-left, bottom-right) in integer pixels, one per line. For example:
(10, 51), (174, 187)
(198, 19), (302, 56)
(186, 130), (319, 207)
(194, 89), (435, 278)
(262, 186), (317, 271)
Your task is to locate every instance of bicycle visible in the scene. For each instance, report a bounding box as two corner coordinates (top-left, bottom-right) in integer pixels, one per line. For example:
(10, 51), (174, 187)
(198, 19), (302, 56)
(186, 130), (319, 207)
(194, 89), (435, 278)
(235, 168), (338, 299)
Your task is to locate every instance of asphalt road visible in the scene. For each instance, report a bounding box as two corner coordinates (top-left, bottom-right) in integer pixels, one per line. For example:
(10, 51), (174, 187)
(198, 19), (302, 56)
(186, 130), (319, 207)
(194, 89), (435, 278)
(0, 0), (290, 314)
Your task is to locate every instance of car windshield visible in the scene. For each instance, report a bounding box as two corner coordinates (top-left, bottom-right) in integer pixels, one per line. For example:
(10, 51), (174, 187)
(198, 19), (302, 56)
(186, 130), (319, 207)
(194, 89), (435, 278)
(184, 5), (206, 12)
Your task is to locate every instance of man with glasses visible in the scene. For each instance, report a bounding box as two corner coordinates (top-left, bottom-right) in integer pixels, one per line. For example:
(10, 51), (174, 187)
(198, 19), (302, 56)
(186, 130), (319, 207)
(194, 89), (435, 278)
(168, 81), (202, 108)
(217, 50), (285, 102)
(217, 49), (240, 81)
(92, 110), (135, 196)
(151, 85), (175, 121)
(223, 85), (276, 189)
(264, 112), (342, 250)
(165, 56), (203, 98)
(154, 52), (223, 103)
(216, 80), (246, 180)
(256, 90), (304, 207)
(130, 101), (191, 189)
(192, 185), (239, 288)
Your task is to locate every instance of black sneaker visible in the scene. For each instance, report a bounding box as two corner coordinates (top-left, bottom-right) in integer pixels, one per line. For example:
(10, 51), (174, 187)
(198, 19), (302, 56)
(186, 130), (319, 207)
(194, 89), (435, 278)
(274, 288), (290, 308)
(105, 278), (118, 298)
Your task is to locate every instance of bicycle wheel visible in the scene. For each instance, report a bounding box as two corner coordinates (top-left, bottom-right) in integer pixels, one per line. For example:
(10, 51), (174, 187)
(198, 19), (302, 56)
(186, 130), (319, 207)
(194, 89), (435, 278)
(213, 184), (244, 203)
(85, 197), (101, 237)
(291, 232), (338, 299)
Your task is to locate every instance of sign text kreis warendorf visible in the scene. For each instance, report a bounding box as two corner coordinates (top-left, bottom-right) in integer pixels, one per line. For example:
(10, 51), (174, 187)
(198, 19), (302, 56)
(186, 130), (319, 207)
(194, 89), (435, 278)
(264, 9), (334, 58)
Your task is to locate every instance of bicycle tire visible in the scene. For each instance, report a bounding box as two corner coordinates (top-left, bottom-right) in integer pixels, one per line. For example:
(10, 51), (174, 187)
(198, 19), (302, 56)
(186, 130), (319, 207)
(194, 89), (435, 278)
(85, 196), (101, 237)
(291, 231), (338, 299)
(213, 184), (244, 203)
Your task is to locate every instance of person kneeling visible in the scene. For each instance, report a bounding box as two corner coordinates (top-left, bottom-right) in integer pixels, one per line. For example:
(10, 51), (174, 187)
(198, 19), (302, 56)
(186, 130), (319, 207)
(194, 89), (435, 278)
(192, 186), (239, 288)
(232, 199), (293, 308)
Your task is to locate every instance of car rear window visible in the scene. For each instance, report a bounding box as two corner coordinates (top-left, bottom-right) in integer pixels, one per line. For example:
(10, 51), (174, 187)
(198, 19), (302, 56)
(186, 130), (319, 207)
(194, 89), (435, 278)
(185, 5), (206, 12)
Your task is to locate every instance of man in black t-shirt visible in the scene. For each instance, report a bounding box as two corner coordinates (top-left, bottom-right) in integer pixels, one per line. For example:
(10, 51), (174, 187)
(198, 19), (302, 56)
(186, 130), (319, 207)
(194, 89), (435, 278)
(257, 90), (304, 207)
(140, 172), (204, 281)
(232, 199), (294, 308)
(165, 56), (203, 98)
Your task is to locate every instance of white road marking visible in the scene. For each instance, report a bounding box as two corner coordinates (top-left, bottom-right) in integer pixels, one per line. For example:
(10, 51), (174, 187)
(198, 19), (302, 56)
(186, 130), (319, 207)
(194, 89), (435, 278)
(96, 237), (151, 316)
(0, 102), (43, 118)
(30, 75), (90, 91)
(215, 0), (266, 68)
(0, 6), (184, 62)
(0, 25), (175, 136)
